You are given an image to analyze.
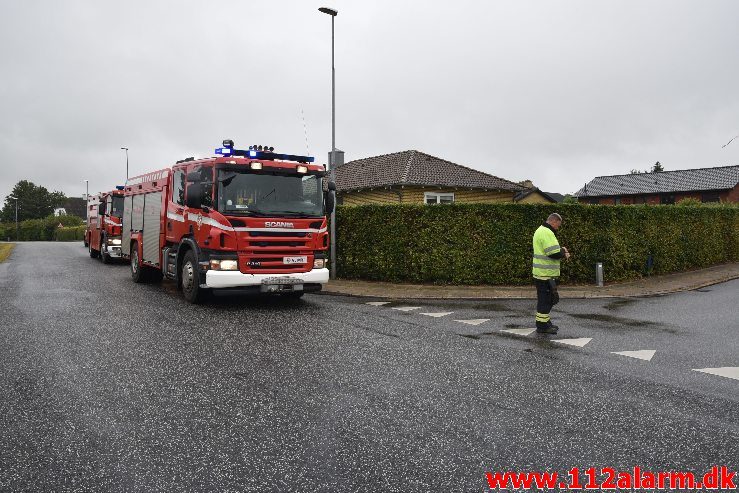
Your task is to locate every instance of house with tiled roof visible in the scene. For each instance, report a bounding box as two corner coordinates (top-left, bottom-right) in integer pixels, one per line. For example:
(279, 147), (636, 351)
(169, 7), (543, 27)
(574, 165), (739, 205)
(334, 150), (526, 206)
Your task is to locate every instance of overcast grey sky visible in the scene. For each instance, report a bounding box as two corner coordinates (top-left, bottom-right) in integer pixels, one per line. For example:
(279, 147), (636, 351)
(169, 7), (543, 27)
(1, 0), (737, 200)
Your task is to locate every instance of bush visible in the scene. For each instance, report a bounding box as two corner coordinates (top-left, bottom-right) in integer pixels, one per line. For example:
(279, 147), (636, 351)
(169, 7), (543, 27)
(54, 225), (86, 241)
(336, 203), (739, 285)
(0, 215), (84, 241)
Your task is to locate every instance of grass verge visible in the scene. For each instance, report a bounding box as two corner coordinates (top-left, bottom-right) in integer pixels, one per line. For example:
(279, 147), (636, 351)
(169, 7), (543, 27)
(0, 243), (15, 263)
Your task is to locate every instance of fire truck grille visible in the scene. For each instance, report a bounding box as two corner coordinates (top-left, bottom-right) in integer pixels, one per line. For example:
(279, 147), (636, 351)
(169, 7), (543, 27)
(241, 252), (311, 272)
(248, 231), (308, 238)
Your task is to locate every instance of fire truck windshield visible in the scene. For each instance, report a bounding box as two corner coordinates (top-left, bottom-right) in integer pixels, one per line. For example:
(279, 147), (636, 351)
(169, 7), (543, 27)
(110, 196), (124, 218)
(217, 170), (324, 218)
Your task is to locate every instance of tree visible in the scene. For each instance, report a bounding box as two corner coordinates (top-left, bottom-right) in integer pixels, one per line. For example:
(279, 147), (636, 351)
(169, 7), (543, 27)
(1, 180), (67, 222)
(562, 195), (578, 204)
(651, 161), (664, 173)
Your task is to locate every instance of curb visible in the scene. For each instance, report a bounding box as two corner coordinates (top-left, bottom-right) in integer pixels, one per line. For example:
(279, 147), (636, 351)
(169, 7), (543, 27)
(317, 272), (739, 301)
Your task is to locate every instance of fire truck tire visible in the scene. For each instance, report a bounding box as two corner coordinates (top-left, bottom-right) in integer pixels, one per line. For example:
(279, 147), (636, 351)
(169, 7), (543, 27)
(130, 243), (150, 283)
(181, 250), (208, 303)
(282, 292), (305, 299)
(100, 237), (111, 264)
(88, 240), (99, 258)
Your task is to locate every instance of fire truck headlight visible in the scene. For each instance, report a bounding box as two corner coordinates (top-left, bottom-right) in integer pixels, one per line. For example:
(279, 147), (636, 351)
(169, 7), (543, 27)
(210, 259), (239, 271)
(109, 238), (122, 245)
(313, 258), (326, 269)
(250, 162), (262, 170)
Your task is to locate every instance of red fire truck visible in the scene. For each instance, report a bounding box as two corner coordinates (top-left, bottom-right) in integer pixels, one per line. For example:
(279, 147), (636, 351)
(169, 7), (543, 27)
(121, 140), (335, 303)
(85, 187), (125, 263)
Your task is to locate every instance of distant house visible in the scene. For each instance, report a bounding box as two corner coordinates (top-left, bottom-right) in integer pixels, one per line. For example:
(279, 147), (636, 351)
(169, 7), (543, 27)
(574, 165), (739, 205)
(513, 183), (562, 204)
(334, 150), (526, 206)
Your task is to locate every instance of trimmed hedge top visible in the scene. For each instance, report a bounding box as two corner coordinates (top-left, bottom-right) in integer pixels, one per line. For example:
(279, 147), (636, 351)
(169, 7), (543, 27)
(336, 203), (739, 285)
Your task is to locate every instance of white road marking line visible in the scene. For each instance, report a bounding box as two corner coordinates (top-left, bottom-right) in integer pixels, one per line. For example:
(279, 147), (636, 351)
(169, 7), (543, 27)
(612, 350), (656, 361)
(693, 367), (739, 381)
(420, 312), (454, 318)
(365, 301), (390, 306)
(454, 319), (490, 326)
(552, 337), (592, 348)
(392, 306), (421, 312)
(500, 328), (537, 336)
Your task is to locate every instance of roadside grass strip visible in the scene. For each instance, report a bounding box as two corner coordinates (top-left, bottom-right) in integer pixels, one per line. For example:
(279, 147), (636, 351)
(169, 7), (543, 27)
(552, 337), (592, 348)
(392, 306), (421, 312)
(611, 350), (656, 361)
(454, 319), (490, 326)
(420, 312), (454, 318)
(500, 328), (537, 336)
(0, 243), (15, 263)
(692, 367), (739, 381)
(365, 301), (391, 306)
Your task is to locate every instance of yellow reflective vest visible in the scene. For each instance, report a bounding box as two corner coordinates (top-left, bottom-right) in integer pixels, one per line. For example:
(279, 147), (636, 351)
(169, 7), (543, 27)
(532, 224), (561, 280)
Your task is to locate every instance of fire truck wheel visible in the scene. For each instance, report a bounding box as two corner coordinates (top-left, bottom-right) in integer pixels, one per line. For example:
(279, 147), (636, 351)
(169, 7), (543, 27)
(282, 291), (305, 299)
(181, 250), (208, 303)
(100, 238), (111, 264)
(88, 240), (99, 258)
(130, 243), (149, 283)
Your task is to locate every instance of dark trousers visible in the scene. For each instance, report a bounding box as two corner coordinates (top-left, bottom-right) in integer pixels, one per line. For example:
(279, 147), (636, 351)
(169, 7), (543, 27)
(534, 279), (557, 326)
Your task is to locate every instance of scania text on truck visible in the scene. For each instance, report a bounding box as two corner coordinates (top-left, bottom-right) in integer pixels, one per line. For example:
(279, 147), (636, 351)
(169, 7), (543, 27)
(85, 187), (125, 263)
(121, 140), (335, 303)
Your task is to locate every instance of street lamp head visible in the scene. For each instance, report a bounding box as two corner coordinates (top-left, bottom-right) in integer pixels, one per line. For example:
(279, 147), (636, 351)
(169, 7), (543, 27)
(121, 147), (128, 151)
(319, 6), (338, 16)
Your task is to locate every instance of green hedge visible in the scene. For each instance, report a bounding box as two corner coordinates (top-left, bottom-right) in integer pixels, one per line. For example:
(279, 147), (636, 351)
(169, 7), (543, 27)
(0, 215), (84, 241)
(54, 225), (86, 241)
(336, 203), (739, 285)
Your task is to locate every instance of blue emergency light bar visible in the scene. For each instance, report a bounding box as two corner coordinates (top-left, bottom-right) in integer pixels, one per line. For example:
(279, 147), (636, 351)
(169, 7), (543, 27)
(215, 144), (315, 163)
(115, 185), (125, 190)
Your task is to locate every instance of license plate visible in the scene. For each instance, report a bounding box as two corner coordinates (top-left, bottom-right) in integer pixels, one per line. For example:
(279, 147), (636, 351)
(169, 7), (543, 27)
(261, 277), (303, 285)
(283, 256), (307, 265)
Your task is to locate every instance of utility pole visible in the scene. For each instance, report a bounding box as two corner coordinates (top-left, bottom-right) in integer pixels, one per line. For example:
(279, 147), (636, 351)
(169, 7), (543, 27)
(319, 6), (338, 279)
(121, 147), (129, 180)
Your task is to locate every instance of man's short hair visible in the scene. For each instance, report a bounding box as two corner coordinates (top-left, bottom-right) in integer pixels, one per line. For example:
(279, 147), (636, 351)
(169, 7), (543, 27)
(547, 213), (562, 223)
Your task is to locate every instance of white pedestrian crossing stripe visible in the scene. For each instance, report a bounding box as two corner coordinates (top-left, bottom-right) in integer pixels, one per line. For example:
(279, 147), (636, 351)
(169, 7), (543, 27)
(455, 319), (490, 326)
(420, 312), (453, 318)
(365, 301), (390, 306)
(393, 306), (421, 312)
(501, 328), (537, 336)
(612, 350), (656, 361)
(553, 337), (592, 348)
(693, 367), (739, 381)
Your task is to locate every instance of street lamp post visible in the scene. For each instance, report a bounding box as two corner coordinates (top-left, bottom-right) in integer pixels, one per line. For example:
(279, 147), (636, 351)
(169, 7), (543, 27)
(319, 6), (338, 279)
(84, 179), (89, 201)
(121, 147), (129, 181)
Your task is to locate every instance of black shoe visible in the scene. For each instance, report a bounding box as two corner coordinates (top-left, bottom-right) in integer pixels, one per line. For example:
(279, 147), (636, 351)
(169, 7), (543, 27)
(548, 322), (560, 330)
(536, 322), (558, 334)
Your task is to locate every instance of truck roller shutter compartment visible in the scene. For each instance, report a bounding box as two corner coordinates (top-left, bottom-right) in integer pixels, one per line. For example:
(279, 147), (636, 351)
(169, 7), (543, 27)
(122, 195), (133, 256)
(142, 192), (162, 265)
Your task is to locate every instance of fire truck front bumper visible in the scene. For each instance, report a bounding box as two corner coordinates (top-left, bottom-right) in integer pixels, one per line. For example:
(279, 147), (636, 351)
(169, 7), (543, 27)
(204, 268), (329, 291)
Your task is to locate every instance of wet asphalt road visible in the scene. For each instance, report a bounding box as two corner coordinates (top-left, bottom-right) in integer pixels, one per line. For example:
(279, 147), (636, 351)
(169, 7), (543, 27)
(0, 242), (737, 492)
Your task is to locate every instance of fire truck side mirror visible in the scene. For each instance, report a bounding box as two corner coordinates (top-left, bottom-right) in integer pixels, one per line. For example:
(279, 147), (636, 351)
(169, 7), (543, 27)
(327, 181), (337, 191)
(325, 190), (335, 214)
(98, 203), (106, 215)
(185, 183), (203, 209)
(186, 171), (201, 183)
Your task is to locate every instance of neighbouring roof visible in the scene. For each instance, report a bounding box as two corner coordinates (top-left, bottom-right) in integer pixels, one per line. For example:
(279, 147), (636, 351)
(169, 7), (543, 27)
(574, 165), (739, 197)
(513, 188), (563, 203)
(334, 150), (526, 193)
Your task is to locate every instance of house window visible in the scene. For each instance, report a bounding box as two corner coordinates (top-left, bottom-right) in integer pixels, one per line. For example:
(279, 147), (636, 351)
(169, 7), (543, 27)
(661, 194), (675, 205)
(424, 192), (455, 205)
(701, 191), (720, 203)
(614, 197), (621, 205)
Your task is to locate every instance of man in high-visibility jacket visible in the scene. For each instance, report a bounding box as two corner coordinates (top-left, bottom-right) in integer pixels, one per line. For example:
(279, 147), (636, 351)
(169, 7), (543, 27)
(532, 213), (571, 334)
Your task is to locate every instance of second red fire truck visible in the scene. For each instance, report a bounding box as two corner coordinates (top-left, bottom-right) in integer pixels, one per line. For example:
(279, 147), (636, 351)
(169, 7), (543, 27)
(85, 187), (125, 263)
(121, 140), (334, 303)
